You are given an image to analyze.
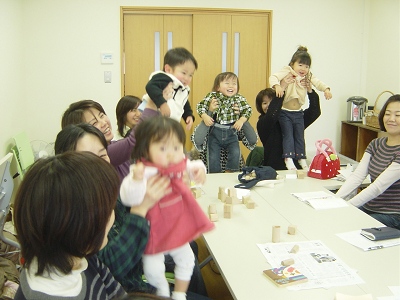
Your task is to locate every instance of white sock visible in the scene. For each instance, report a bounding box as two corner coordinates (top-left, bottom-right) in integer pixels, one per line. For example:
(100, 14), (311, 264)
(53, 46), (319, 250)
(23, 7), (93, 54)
(171, 291), (187, 300)
(298, 159), (308, 170)
(285, 158), (297, 170)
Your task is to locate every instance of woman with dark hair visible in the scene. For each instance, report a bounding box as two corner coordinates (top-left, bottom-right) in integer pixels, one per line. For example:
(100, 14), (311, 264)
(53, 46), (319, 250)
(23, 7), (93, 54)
(336, 94), (400, 229)
(115, 95), (142, 140)
(14, 152), (126, 299)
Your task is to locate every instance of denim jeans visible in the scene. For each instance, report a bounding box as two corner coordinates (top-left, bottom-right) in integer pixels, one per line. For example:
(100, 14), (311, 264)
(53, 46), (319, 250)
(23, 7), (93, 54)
(241, 121), (258, 146)
(207, 125), (240, 173)
(359, 207), (400, 230)
(279, 109), (306, 159)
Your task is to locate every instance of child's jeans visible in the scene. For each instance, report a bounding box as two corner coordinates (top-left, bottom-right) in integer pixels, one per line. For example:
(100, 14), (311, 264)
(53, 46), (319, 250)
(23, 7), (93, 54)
(193, 121), (209, 150)
(194, 121), (257, 150)
(241, 121), (258, 146)
(207, 124), (240, 173)
(279, 109), (306, 159)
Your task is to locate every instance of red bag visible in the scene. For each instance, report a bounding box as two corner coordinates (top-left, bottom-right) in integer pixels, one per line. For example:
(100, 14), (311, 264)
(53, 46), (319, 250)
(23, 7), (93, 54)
(308, 139), (340, 179)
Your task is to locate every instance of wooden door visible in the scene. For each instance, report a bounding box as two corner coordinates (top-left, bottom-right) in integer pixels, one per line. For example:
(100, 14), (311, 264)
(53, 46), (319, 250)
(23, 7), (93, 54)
(123, 14), (192, 97)
(192, 13), (270, 158)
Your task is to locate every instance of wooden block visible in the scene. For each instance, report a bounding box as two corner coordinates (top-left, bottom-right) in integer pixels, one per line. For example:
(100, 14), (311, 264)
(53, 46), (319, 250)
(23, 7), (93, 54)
(287, 225), (297, 235)
(296, 170), (306, 179)
(281, 258), (295, 266)
(208, 204), (217, 214)
(218, 186), (227, 202)
(191, 187), (202, 198)
(226, 188), (239, 204)
(286, 173), (297, 179)
(209, 213), (219, 222)
(290, 245), (299, 254)
(223, 211), (232, 219)
(272, 225), (280, 243)
(242, 195), (252, 204)
(223, 204), (233, 213)
(225, 196), (233, 204)
(245, 200), (255, 209)
(227, 187), (237, 198)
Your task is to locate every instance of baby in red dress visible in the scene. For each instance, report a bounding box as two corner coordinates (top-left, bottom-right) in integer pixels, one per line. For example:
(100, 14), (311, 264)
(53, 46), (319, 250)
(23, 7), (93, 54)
(120, 116), (214, 300)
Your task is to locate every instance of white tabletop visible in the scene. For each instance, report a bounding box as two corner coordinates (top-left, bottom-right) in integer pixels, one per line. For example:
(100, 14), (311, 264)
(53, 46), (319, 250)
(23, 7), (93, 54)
(198, 171), (400, 300)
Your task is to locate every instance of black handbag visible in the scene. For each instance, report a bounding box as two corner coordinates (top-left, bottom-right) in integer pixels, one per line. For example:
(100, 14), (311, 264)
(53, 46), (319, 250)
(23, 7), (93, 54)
(235, 166), (278, 189)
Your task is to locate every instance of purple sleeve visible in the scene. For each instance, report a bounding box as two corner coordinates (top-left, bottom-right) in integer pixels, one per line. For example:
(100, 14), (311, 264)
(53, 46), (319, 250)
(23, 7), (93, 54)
(108, 109), (160, 170)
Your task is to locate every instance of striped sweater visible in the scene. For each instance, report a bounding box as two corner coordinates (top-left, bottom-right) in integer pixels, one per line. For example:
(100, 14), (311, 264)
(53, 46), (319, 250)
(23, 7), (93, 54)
(364, 137), (400, 213)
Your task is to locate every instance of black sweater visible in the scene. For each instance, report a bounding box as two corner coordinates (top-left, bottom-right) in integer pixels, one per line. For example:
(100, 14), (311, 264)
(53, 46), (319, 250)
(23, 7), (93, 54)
(256, 90), (321, 170)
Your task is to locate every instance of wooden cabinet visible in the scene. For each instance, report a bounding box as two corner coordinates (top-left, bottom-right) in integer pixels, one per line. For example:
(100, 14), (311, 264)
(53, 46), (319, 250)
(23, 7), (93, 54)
(340, 121), (386, 161)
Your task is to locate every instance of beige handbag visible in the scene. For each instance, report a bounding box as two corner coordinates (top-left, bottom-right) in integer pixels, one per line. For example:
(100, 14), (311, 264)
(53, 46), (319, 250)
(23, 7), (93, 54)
(365, 90), (394, 129)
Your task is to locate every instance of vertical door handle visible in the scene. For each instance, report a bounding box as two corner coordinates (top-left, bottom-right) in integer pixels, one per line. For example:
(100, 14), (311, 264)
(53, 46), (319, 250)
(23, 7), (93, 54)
(234, 32), (240, 76)
(154, 32), (160, 71)
(222, 32), (228, 72)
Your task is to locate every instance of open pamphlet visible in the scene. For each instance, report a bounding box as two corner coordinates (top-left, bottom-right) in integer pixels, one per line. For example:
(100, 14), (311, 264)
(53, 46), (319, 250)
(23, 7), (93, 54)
(291, 191), (348, 210)
(257, 240), (363, 290)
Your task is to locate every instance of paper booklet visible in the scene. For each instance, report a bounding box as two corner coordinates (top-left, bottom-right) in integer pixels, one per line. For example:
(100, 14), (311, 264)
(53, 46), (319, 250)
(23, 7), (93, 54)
(291, 191), (348, 210)
(263, 266), (308, 287)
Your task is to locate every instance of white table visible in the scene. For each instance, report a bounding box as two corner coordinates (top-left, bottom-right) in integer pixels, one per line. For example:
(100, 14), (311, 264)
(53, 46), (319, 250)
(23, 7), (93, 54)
(197, 171), (400, 300)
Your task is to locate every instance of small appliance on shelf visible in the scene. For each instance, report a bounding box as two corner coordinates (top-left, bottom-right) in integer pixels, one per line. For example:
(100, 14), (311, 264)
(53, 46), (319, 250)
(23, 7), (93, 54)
(346, 96), (367, 122)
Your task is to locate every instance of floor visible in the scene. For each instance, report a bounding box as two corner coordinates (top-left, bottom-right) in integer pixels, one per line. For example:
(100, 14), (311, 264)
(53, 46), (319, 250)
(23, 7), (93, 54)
(196, 237), (234, 300)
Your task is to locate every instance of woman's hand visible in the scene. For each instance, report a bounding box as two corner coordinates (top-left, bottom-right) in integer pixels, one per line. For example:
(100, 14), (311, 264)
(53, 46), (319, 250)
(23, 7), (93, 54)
(201, 114), (214, 126)
(279, 73), (296, 91)
(300, 77), (312, 93)
(130, 174), (171, 217)
(233, 119), (244, 131)
(162, 82), (174, 100)
(185, 116), (193, 130)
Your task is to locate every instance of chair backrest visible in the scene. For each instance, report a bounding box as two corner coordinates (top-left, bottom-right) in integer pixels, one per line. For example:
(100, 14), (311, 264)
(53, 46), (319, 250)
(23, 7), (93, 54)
(12, 132), (35, 180)
(0, 153), (20, 249)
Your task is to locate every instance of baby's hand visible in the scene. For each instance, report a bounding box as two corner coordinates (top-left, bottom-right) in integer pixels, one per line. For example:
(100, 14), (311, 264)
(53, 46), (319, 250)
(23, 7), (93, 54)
(159, 102), (171, 117)
(132, 162), (145, 181)
(233, 119), (244, 131)
(202, 114), (214, 126)
(324, 89), (332, 100)
(185, 116), (193, 130)
(274, 85), (284, 97)
(232, 103), (240, 115)
(191, 166), (206, 185)
(209, 97), (219, 112)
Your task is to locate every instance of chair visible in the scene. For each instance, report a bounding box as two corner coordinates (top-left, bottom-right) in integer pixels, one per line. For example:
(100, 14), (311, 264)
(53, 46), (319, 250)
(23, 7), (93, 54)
(11, 132), (35, 180)
(0, 153), (20, 249)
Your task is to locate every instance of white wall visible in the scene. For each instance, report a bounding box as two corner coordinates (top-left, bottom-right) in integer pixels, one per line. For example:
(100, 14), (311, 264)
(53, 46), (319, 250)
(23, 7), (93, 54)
(0, 0), (24, 156)
(1, 0), (399, 158)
